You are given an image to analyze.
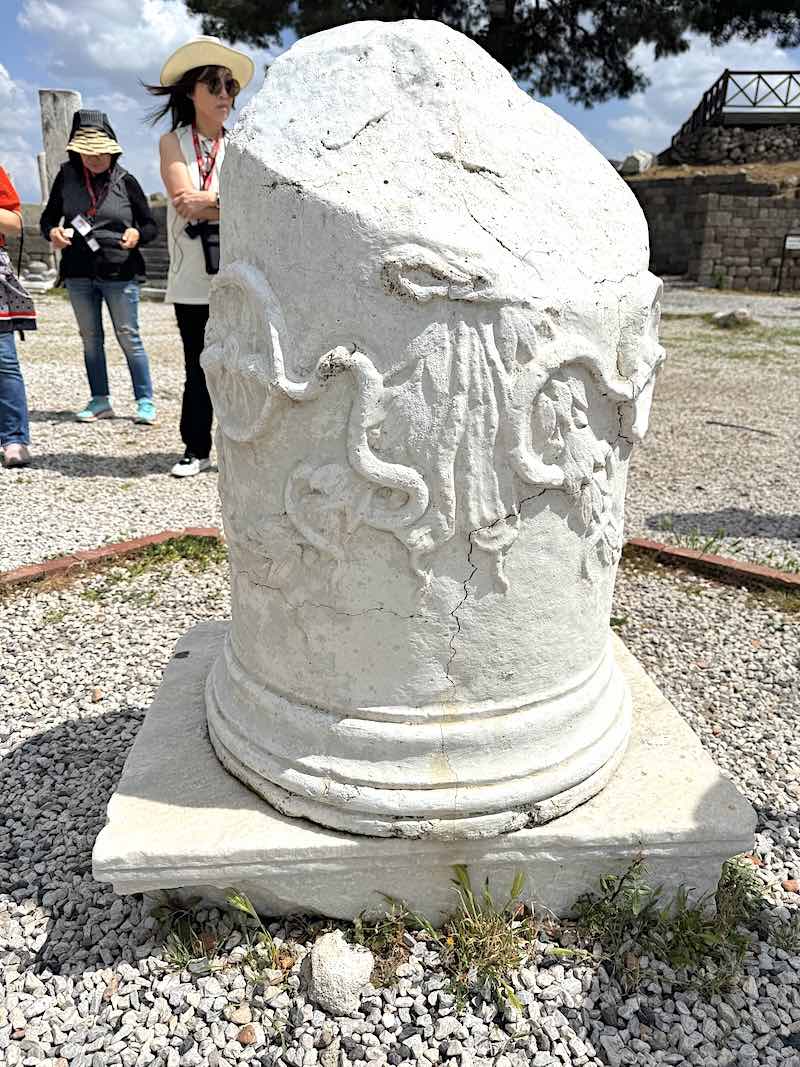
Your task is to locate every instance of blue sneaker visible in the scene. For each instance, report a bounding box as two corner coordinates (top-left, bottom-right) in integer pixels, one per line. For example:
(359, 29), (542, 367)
(76, 397), (114, 422)
(135, 398), (157, 425)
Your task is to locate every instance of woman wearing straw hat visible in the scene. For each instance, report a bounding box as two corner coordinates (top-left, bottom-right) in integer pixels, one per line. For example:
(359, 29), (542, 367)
(40, 110), (158, 425)
(146, 36), (254, 478)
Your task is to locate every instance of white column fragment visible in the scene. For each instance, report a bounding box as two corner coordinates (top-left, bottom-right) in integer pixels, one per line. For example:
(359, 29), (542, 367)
(39, 89), (81, 197)
(202, 20), (667, 839)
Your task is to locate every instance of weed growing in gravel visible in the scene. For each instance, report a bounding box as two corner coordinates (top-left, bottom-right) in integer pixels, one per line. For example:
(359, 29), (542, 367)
(356, 868), (537, 1008)
(42, 606), (69, 624)
(438, 866), (535, 1010)
(150, 895), (223, 972)
(770, 911), (800, 953)
(573, 857), (764, 995)
(749, 548), (800, 576)
(79, 587), (104, 603)
(747, 586), (800, 616)
(225, 889), (283, 976)
(126, 535), (227, 575)
(353, 899), (418, 985)
(63, 537), (228, 602)
(655, 518), (744, 558)
(152, 889), (286, 976)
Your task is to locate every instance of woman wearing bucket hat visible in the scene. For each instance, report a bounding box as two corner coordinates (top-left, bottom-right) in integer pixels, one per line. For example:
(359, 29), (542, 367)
(145, 36), (254, 478)
(40, 110), (159, 425)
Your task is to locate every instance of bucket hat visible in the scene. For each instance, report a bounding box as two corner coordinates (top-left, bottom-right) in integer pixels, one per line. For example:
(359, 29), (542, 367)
(160, 35), (255, 90)
(66, 109), (123, 155)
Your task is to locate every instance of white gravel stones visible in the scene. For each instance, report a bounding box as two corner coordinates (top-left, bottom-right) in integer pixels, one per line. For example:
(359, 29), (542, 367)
(1, 293), (222, 573)
(2, 544), (799, 1066)
(308, 932), (374, 1016)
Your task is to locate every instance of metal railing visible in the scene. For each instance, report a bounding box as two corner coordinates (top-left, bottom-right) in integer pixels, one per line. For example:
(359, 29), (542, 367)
(672, 70), (800, 146)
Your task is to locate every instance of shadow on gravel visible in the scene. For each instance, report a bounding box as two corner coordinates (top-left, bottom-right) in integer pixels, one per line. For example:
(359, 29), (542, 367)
(28, 409), (81, 424)
(647, 507), (800, 544)
(29, 452), (188, 477)
(1, 708), (149, 975)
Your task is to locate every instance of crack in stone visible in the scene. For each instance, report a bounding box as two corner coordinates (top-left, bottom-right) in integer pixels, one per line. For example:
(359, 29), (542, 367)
(244, 569), (418, 620)
(443, 488), (549, 690)
(463, 204), (521, 262)
(445, 532), (478, 690)
(321, 110), (391, 151)
(433, 150), (507, 189)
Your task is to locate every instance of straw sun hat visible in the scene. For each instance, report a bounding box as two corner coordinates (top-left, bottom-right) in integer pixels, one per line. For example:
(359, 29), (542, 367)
(160, 35), (255, 89)
(65, 127), (123, 155)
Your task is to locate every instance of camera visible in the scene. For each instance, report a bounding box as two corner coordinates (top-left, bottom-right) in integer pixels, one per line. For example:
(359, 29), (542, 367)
(183, 219), (221, 275)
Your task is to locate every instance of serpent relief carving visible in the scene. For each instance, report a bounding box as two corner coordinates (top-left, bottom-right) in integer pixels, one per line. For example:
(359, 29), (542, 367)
(202, 256), (665, 589)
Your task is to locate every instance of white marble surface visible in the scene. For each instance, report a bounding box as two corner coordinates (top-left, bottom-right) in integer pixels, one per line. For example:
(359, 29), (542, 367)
(201, 20), (666, 836)
(93, 623), (755, 921)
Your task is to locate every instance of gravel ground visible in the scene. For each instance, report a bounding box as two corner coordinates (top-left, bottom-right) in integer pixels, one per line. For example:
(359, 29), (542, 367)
(2, 284), (798, 575)
(0, 294), (222, 573)
(2, 551), (799, 1067)
(623, 287), (798, 574)
(661, 278), (800, 324)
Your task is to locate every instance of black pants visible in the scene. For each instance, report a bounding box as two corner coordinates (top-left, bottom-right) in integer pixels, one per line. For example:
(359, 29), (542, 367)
(174, 303), (212, 459)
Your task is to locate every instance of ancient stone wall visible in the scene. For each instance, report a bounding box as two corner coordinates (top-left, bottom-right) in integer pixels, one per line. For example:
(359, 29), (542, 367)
(689, 192), (800, 291)
(626, 174), (781, 275)
(626, 172), (800, 289)
(669, 123), (800, 166)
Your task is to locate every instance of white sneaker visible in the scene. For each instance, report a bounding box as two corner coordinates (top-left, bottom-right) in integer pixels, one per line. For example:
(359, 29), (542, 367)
(171, 452), (211, 478)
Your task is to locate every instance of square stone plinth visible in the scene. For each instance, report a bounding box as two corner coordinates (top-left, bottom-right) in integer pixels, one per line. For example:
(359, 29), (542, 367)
(93, 623), (756, 921)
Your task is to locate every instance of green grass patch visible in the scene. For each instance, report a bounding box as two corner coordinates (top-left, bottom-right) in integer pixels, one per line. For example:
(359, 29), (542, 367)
(61, 535), (227, 602)
(572, 857), (764, 996)
(659, 313), (800, 363)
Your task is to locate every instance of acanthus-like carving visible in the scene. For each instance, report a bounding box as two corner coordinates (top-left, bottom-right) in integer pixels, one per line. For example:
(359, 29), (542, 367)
(203, 258), (664, 587)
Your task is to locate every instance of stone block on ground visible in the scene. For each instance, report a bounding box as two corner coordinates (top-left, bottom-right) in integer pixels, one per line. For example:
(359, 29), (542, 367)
(621, 150), (655, 175)
(92, 622), (756, 923)
(712, 308), (757, 327)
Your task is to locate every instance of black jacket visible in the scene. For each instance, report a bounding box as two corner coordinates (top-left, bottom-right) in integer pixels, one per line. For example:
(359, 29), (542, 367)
(40, 113), (157, 282)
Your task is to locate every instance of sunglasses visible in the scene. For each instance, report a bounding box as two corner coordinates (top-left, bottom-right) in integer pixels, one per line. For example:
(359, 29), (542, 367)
(199, 73), (240, 98)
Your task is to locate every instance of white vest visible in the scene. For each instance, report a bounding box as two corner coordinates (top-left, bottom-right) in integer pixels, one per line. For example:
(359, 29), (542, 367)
(165, 125), (225, 305)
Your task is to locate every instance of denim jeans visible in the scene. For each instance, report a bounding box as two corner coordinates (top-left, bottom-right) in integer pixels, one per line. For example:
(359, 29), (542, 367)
(0, 330), (30, 446)
(65, 278), (153, 401)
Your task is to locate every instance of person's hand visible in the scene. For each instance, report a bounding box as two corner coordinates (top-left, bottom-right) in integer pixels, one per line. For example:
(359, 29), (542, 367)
(172, 189), (216, 220)
(120, 228), (140, 250)
(50, 226), (72, 250)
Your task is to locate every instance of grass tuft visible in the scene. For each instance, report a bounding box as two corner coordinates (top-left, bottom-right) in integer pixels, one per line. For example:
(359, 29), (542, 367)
(572, 857), (764, 995)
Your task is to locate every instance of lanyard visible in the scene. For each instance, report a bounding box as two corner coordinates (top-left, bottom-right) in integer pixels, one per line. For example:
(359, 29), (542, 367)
(191, 126), (221, 190)
(82, 164), (109, 219)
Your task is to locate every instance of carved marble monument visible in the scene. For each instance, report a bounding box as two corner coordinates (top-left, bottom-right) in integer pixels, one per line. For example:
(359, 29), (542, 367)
(201, 20), (663, 839)
(94, 21), (755, 916)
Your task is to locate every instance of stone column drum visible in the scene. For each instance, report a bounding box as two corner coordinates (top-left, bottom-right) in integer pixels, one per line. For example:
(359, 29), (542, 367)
(202, 20), (666, 839)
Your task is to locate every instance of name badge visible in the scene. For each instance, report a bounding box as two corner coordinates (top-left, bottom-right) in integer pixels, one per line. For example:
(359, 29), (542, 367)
(71, 213), (100, 252)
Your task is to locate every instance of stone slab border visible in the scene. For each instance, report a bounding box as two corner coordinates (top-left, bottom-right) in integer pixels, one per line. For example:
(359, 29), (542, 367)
(625, 537), (800, 592)
(1, 531), (797, 595)
(0, 527), (222, 592)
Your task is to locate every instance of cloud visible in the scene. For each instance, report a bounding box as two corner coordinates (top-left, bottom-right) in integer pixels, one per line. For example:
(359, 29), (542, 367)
(18, 0), (203, 82)
(12, 0), (285, 202)
(0, 64), (41, 197)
